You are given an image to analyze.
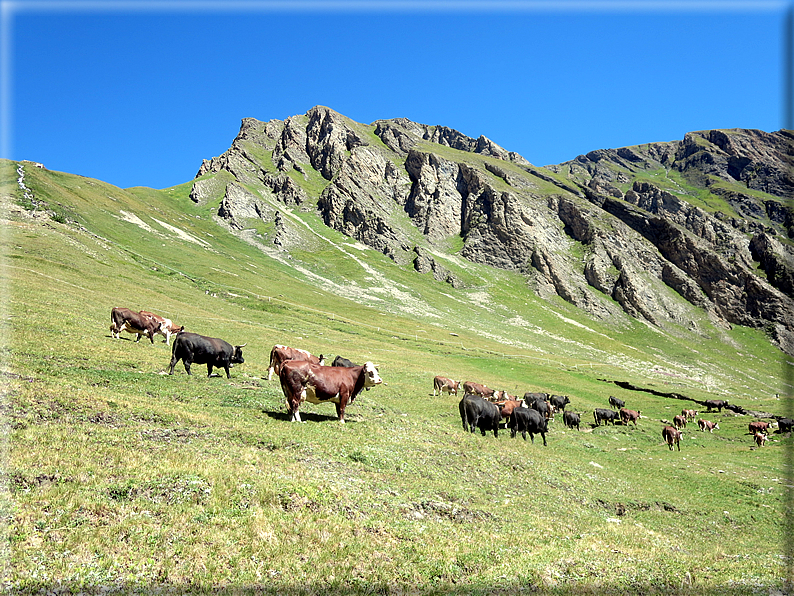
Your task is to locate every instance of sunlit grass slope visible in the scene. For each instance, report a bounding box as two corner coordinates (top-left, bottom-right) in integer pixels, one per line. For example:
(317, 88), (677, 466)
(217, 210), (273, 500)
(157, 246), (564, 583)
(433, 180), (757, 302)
(2, 160), (792, 594)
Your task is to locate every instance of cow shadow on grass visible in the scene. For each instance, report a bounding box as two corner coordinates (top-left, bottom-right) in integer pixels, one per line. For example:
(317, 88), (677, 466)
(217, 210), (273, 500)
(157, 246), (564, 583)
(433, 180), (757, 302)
(262, 410), (347, 424)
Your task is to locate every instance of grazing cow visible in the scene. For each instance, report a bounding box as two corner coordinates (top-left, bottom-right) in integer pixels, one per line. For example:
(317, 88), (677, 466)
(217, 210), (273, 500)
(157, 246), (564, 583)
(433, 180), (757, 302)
(748, 421), (771, 435)
(673, 414), (687, 429)
(563, 410), (581, 431)
(509, 407), (548, 445)
(168, 331), (245, 378)
(608, 396), (625, 410)
(109, 307), (166, 344)
(459, 394), (501, 437)
(594, 408), (619, 426)
(620, 408), (641, 426)
(753, 432), (768, 447)
(139, 311), (182, 346)
(267, 345), (324, 381)
(463, 381), (495, 400)
(682, 409), (698, 421)
(550, 395), (570, 412)
(704, 399), (729, 412)
(777, 418), (793, 433)
(433, 376), (461, 397)
(662, 425), (682, 451)
(698, 419), (719, 433)
(331, 355), (357, 368)
(280, 361), (382, 423)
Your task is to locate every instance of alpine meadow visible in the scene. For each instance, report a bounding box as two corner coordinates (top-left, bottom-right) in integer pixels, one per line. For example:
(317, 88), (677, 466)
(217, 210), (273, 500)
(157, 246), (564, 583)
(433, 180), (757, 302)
(3, 106), (794, 595)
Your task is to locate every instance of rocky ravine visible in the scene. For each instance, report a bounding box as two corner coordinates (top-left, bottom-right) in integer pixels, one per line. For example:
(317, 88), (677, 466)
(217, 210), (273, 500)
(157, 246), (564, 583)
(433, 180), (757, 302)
(192, 106), (794, 355)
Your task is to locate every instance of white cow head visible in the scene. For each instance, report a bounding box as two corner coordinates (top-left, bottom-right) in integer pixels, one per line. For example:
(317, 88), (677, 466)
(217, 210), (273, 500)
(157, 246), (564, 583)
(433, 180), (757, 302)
(363, 362), (382, 388)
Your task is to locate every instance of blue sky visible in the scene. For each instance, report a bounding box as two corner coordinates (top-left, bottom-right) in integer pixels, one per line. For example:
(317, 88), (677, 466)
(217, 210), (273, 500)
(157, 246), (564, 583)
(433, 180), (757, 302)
(3, 1), (790, 189)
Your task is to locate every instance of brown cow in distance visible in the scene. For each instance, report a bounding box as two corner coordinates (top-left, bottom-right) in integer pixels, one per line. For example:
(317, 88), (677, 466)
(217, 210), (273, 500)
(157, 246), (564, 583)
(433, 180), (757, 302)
(463, 381), (495, 400)
(620, 408), (641, 426)
(110, 307), (166, 344)
(139, 310), (182, 346)
(673, 414), (687, 429)
(267, 345), (324, 381)
(662, 426), (682, 451)
(748, 421), (771, 435)
(682, 409), (698, 421)
(433, 376), (461, 396)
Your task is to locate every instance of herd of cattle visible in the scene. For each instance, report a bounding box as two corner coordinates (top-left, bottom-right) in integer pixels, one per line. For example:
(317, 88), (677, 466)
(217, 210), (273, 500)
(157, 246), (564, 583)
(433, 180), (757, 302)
(110, 307), (381, 424)
(434, 375), (786, 451)
(109, 307), (786, 447)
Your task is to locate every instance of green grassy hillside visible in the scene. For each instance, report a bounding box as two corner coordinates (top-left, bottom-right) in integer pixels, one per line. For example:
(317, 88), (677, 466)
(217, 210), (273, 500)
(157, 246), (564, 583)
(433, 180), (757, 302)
(2, 159), (792, 594)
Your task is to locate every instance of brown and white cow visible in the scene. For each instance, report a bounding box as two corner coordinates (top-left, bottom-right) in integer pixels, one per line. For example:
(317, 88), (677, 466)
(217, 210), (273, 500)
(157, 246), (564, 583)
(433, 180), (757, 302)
(620, 408), (641, 426)
(682, 409), (698, 421)
(109, 307), (166, 344)
(463, 381), (495, 400)
(698, 419), (719, 433)
(748, 421), (772, 435)
(496, 398), (525, 423)
(279, 361), (382, 423)
(673, 414), (687, 429)
(433, 376), (461, 397)
(267, 345), (324, 381)
(139, 311), (182, 346)
(662, 425), (682, 451)
(753, 432), (768, 447)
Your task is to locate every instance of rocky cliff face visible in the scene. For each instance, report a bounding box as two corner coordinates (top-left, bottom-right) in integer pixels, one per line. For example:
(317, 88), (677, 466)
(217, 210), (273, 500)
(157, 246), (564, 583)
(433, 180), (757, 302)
(193, 106), (794, 355)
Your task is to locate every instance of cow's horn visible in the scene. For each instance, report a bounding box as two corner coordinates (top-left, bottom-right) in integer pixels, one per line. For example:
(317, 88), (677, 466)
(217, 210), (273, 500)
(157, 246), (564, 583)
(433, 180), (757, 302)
(237, 343), (247, 348)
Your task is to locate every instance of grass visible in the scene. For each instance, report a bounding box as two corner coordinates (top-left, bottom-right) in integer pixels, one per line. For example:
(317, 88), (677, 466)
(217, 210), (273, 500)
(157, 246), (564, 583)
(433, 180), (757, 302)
(2, 159), (793, 594)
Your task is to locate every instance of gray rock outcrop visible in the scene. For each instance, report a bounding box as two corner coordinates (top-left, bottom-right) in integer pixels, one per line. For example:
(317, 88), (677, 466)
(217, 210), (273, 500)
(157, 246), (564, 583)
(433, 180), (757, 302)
(194, 107), (794, 354)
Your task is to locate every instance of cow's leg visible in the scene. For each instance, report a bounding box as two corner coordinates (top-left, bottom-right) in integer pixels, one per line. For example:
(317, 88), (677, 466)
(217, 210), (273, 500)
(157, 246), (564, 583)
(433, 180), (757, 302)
(206, 364), (213, 377)
(183, 359), (192, 375)
(224, 366), (231, 379)
(267, 365), (275, 382)
(528, 432), (535, 444)
(288, 399), (303, 423)
(336, 394), (350, 423)
(540, 431), (547, 447)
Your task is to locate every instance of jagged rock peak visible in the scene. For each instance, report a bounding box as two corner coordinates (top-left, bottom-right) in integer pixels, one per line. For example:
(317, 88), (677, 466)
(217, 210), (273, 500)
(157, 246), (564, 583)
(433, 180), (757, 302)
(193, 108), (794, 355)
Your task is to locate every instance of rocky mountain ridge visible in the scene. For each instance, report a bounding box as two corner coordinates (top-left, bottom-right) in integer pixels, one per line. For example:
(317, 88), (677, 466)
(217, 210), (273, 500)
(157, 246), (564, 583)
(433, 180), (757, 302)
(192, 106), (794, 355)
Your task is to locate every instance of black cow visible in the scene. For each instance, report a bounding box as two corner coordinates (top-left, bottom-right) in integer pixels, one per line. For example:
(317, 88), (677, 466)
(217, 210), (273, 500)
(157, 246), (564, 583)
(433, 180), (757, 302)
(509, 408), (548, 445)
(778, 418), (793, 433)
(594, 408), (619, 426)
(331, 355), (357, 367)
(459, 394), (501, 437)
(704, 399), (729, 412)
(524, 392), (548, 404)
(608, 395), (625, 409)
(550, 395), (570, 412)
(563, 411), (580, 431)
(531, 398), (551, 422)
(168, 331), (245, 378)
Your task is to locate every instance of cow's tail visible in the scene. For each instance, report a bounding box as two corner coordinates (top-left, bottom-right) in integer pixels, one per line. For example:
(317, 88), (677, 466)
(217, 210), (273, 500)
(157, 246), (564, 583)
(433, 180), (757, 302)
(267, 346), (278, 381)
